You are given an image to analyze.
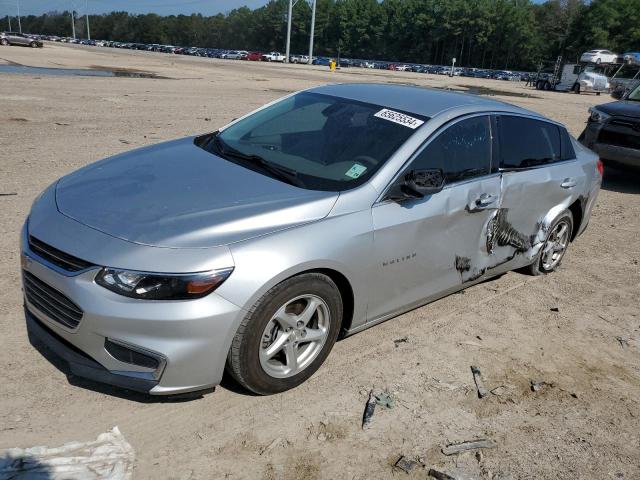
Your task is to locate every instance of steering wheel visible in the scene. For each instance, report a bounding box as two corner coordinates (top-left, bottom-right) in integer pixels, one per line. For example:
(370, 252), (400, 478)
(352, 155), (377, 169)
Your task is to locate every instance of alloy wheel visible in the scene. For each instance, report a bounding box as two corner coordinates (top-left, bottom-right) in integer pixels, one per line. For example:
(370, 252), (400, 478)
(541, 220), (571, 271)
(259, 294), (330, 378)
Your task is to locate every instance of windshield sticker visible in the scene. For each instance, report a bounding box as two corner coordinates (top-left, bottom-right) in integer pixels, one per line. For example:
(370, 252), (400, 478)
(345, 163), (367, 179)
(374, 109), (424, 129)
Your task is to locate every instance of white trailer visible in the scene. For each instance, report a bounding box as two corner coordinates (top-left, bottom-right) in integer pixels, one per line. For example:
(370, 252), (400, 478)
(535, 56), (610, 94)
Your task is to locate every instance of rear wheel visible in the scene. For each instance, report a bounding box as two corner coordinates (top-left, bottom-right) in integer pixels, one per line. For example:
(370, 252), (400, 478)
(227, 273), (343, 395)
(527, 210), (573, 275)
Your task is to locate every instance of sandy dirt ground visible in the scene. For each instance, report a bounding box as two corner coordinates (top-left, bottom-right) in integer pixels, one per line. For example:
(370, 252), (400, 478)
(1, 43), (639, 480)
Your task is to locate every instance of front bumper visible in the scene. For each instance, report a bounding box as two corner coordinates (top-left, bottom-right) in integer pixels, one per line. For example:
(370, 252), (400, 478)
(21, 226), (245, 396)
(580, 121), (640, 169)
(26, 309), (159, 393)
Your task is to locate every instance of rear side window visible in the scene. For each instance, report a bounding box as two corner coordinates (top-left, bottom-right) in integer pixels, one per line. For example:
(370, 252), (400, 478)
(497, 116), (561, 169)
(411, 116), (492, 183)
(560, 128), (576, 160)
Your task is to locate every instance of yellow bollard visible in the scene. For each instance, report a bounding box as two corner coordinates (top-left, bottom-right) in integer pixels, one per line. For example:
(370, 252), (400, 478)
(330, 60), (336, 72)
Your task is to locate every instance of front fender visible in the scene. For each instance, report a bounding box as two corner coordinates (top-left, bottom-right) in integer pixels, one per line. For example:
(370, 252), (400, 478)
(215, 209), (374, 332)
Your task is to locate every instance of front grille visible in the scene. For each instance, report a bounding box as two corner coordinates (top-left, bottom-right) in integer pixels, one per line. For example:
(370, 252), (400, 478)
(599, 127), (640, 150)
(28, 236), (94, 272)
(23, 271), (83, 329)
(609, 119), (640, 129)
(594, 77), (607, 90)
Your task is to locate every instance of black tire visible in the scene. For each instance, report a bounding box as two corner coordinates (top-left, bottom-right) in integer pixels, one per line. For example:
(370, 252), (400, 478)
(544, 80), (552, 91)
(227, 273), (343, 395)
(572, 83), (580, 94)
(30, 42), (38, 48)
(0, 39), (8, 46)
(526, 210), (573, 276)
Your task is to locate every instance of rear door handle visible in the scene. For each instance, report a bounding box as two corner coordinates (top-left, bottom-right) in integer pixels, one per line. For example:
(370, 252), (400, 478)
(561, 178), (577, 189)
(476, 193), (497, 207)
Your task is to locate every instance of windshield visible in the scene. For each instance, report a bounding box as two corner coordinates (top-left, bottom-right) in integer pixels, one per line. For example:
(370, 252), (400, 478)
(199, 92), (427, 191)
(628, 83), (640, 101)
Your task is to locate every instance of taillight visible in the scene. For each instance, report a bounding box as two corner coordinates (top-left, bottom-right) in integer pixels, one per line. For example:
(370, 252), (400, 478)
(596, 159), (604, 176)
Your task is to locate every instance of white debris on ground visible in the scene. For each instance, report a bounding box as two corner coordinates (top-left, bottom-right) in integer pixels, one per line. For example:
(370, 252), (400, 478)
(0, 427), (134, 480)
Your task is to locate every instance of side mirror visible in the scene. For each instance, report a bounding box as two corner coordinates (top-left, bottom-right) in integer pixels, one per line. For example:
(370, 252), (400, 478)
(388, 169), (445, 201)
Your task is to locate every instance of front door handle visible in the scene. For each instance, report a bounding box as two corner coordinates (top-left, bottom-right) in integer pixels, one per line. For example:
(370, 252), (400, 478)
(476, 193), (497, 208)
(561, 178), (577, 189)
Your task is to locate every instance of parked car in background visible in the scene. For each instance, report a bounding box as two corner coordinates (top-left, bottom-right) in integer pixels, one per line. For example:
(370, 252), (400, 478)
(262, 52), (286, 62)
(246, 51), (263, 61)
(290, 54), (309, 64)
(579, 81), (640, 170)
(225, 50), (248, 60)
(0, 32), (43, 47)
(580, 49), (618, 65)
(22, 84), (600, 397)
(313, 57), (331, 66)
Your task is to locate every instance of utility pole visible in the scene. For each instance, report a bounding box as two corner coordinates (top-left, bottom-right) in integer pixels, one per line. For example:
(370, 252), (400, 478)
(8, 16), (12, 31)
(284, 0), (292, 63)
(85, 0), (90, 40)
(71, 10), (76, 39)
(308, 0), (316, 65)
(16, 0), (21, 33)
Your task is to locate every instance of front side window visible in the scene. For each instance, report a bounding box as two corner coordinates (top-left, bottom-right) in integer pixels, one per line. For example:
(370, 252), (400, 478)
(197, 92), (427, 191)
(410, 116), (492, 183)
(497, 116), (561, 169)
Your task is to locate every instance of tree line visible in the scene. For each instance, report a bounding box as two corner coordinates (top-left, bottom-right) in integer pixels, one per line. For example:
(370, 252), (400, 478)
(3, 0), (639, 71)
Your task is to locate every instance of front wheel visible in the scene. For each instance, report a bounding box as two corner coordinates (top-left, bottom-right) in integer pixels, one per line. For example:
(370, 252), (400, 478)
(527, 210), (573, 275)
(30, 42), (38, 48)
(226, 273), (343, 395)
(0, 39), (8, 46)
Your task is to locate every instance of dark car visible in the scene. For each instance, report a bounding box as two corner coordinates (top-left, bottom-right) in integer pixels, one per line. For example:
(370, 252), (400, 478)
(579, 82), (640, 170)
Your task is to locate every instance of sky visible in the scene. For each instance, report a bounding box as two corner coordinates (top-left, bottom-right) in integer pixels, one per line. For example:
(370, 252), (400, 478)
(0, 0), (272, 17)
(2, 0), (547, 17)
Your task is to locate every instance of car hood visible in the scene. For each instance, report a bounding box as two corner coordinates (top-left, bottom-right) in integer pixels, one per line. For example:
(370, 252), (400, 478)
(595, 100), (640, 118)
(55, 137), (339, 248)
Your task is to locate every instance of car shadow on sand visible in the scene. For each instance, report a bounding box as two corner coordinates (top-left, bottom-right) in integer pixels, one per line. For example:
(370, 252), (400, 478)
(601, 166), (640, 194)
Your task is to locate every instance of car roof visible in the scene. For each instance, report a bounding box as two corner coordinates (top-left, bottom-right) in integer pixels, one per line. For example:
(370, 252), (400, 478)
(308, 83), (535, 119)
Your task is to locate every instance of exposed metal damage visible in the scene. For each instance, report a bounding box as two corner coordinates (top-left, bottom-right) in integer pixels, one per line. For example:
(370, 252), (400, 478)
(486, 208), (534, 254)
(455, 255), (471, 274)
(455, 207), (546, 284)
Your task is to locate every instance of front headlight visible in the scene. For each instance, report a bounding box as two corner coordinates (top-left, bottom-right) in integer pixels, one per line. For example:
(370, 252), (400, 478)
(95, 267), (233, 300)
(588, 107), (610, 123)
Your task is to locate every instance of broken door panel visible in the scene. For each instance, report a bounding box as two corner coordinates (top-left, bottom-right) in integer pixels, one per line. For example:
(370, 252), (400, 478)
(370, 175), (501, 321)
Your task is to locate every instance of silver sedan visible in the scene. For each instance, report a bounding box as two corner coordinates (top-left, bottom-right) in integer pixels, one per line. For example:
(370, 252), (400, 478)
(22, 84), (601, 396)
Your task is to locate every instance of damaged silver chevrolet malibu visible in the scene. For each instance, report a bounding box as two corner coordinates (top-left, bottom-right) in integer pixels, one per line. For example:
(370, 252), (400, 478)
(22, 84), (601, 396)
